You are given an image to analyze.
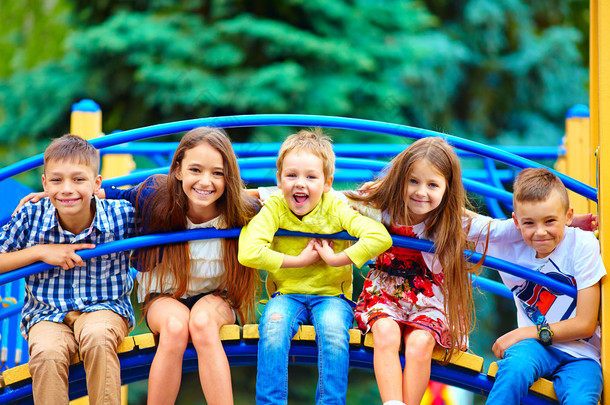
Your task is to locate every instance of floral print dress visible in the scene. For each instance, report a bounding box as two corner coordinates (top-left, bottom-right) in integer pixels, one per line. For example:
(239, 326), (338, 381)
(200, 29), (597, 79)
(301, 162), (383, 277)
(354, 223), (451, 348)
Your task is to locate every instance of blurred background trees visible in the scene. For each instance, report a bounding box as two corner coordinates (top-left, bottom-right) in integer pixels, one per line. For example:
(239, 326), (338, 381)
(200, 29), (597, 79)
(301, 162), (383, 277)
(0, 0), (590, 403)
(0, 0), (588, 149)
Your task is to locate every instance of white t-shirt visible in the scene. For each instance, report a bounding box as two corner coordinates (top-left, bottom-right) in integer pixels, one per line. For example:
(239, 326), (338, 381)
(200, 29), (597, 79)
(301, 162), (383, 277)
(137, 216), (225, 302)
(468, 216), (606, 363)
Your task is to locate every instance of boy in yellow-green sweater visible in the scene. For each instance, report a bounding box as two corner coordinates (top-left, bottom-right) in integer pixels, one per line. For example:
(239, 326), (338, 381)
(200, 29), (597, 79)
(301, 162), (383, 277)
(239, 129), (392, 405)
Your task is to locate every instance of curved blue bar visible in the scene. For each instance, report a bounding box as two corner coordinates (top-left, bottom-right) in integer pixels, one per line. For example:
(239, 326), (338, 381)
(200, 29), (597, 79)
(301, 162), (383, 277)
(0, 302), (23, 321)
(103, 142), (561, 160)
(0, 229), (577, 299)
(0, 115), (596, 201)
(483, 158), (510, 218)
(471, 275), (512, 300)
(98, 156), (515, 206)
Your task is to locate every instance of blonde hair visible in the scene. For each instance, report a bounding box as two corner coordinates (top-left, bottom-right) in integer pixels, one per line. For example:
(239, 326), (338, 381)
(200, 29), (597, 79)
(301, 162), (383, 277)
(134, 127), (260, 323)
(276, 128), (335, 180)
(44, 134), (100, 175)
(513, 168), (569, 212)
(348, 137), (474, 358)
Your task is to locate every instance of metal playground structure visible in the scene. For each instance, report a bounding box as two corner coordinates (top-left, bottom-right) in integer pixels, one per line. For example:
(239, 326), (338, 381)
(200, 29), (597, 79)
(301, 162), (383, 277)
(0, 1), (609, 403)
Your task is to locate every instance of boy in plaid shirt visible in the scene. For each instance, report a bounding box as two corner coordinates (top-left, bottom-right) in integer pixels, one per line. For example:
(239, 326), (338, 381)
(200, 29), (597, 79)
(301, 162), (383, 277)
(0, 135), (135, 405)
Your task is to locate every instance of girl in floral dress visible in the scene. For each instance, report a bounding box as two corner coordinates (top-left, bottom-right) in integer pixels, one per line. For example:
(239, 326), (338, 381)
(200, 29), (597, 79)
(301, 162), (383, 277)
(347, 137), (476, 405)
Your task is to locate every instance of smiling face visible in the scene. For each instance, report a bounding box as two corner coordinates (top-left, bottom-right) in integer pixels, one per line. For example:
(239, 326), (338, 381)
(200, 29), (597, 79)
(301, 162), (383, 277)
(42, 159), (101, 230)
(405, 159), (447, 224)
(512, 190), (573, 258)
(277, 151), (333, 219)
(175, 142), (226, 223)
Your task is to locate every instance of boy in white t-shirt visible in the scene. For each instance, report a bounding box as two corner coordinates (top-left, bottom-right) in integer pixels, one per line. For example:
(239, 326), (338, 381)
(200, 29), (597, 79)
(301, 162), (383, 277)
(469, 168), (605, 404)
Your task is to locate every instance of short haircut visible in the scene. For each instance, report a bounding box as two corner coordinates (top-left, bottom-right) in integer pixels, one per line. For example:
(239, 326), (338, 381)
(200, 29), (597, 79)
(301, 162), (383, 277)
(513, 168), (569, 212)
(44, 134), (100, 175)
(276, 128), (335, 180)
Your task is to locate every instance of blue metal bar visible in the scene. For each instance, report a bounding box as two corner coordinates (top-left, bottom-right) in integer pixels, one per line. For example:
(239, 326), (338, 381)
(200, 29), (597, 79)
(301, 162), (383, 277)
(104, 142), (561, 160)
(0, 301), (22, 321)
(0, 115), (594, 200)
(0, 230), (576, 298)
(471, 275), (513, 300)
(483, 158), (511, 218)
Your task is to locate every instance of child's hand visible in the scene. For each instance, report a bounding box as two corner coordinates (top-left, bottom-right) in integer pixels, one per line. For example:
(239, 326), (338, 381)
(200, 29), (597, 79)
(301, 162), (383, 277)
(314, 239), (336, 263)
(296, 239), (321, 267)
(357, 181), (377, 195)
(12, 192), (47, 216)
(492, 327), (534, 359)
(38, 243), (96, 270)
(571, 213), (598, 232)
(314, 240), (353, 267)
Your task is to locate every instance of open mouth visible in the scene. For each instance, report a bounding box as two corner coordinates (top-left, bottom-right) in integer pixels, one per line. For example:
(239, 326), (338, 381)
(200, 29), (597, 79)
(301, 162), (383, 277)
(293, 193), (309, 205)
(194, 189), (213, 196)
(57, 198), (80, 205)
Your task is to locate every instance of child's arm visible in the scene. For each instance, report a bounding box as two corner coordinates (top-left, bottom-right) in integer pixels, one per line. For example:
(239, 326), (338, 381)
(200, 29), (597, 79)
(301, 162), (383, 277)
(0, 243), (96, 273)
(238, 197), (320, 270)
(492, 282), (600, 359)
(330, 198), (393, 268)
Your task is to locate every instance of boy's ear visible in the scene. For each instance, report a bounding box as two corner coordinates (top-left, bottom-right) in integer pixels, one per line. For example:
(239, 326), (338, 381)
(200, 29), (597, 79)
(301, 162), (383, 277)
(41, 174), (48, 192)
(323, 175), (334, 193)
(512, 212), (520, 229)
(93, 174), (102, 194)
(565, 207), (574, 226)
(276, 171), (281, 187)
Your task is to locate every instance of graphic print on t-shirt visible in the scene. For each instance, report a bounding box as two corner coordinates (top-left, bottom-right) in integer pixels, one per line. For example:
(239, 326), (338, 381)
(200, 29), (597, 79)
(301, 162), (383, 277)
(512, 259), (577, 322)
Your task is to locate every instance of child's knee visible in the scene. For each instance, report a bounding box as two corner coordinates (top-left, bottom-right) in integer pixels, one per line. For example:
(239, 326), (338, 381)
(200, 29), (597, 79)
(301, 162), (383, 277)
(160, 316), (190, 346)
(78, 320), (126, 350)
(29, 339), (72, 363)
(259, 312), (294, 344)
(404, 330), (435, 361)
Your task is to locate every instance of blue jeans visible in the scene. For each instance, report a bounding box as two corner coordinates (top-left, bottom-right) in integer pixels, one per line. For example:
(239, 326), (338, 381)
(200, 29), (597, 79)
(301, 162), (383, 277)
(486, 339), (602, 404)
(256, 294), (354, 405)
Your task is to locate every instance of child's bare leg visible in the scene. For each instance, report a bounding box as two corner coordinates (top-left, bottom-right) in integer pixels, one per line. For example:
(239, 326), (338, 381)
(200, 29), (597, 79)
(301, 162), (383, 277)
(402, 328), (435, 405)
(372, 318), (404, 402)
(189, 294), (236, 405)
(146, 297), (191, 405)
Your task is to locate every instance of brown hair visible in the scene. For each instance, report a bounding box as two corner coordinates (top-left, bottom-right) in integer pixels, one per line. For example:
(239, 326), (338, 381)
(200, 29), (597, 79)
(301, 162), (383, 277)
(134, 127), (260, 323)
(348, 137), (474, 358)
(513, 168), (570, 212)
(276, 128), (335, 180)
(44, 134), (100, 175)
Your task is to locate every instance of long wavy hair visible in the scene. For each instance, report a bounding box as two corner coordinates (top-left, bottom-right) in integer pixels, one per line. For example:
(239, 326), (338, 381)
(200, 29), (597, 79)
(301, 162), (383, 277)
(347, 137), (475, 358)
(134, 127), (259, 323)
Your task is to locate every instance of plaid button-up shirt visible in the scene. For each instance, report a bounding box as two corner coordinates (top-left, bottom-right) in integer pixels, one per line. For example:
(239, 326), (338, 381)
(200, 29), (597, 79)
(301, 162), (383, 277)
(0, 197), (136, 338)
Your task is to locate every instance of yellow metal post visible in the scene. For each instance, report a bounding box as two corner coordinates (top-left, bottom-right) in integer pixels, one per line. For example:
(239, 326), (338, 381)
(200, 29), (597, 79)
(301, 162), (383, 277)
(70, 99), (134, 182)
(591, 1), (610, 404)
(70, 99), (102, 141)
(563, 105), (593, 215)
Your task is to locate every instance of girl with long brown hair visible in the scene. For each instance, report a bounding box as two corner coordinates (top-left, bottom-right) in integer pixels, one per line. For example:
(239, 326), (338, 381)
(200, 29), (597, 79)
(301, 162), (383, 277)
(105, 127), (259, 405)
(346, 137), (474, 405)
